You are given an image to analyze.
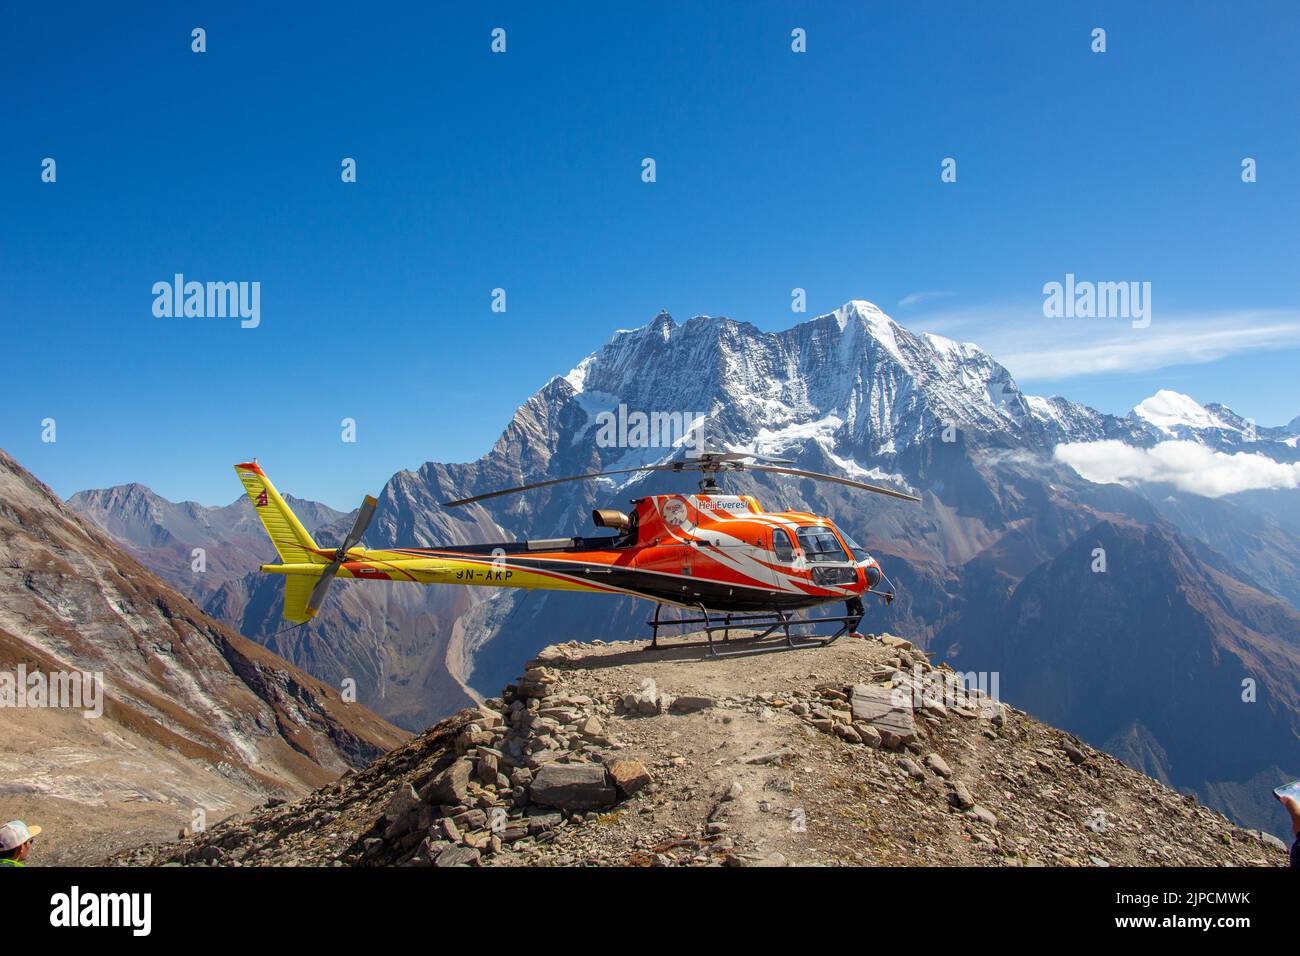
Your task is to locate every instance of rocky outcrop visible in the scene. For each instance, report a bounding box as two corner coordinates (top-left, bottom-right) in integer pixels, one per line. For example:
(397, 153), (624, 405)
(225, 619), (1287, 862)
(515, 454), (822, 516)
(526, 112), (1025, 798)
(115, 634), (1290, 868)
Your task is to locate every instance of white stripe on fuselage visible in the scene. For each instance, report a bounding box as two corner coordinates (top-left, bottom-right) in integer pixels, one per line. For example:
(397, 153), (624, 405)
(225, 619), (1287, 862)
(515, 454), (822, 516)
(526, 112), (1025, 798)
(655, 499), (855, 598)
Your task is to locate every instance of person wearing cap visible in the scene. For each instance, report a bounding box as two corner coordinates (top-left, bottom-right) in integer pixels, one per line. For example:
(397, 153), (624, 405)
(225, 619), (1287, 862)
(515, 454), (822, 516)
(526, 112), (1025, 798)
(0, 820), (41, 867)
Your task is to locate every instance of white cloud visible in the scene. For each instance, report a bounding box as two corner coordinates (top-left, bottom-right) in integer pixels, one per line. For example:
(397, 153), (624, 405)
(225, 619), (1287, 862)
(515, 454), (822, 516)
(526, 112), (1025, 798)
(1054, 440), (1300, 498)
(907, 305), (1300, 381)
(896, 290), (954, 309)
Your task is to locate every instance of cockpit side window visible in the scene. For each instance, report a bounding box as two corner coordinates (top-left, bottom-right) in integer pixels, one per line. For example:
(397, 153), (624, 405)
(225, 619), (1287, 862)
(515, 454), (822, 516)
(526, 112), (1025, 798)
(795, 526), (850, 563)
(772, 528), (795, 562)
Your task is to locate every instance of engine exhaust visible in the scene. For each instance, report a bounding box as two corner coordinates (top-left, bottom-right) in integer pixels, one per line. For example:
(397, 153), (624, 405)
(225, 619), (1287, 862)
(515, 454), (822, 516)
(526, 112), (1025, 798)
(592, 509), (631, 533)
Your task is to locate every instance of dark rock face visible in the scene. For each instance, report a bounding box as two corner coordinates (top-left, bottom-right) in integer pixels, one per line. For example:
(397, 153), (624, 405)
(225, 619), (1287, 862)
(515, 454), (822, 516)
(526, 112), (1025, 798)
(937, 519), (1300, 835)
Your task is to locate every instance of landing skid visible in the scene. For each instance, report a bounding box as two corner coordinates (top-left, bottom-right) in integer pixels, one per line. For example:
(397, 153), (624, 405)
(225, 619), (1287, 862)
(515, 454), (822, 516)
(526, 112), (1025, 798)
(647, 599), (864, 659)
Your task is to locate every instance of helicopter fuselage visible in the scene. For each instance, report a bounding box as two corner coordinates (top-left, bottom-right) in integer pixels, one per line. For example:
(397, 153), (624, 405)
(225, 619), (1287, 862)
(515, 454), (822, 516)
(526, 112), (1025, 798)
(261, 493), (887, 613)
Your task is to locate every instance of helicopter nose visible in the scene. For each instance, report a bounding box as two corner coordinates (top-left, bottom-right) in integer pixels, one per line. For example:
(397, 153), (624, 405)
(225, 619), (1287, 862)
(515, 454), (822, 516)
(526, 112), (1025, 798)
(864, 564), (882, 588)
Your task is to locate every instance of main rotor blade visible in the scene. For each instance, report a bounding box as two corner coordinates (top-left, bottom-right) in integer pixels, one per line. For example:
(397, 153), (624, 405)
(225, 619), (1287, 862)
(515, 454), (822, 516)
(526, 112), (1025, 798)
(443, 465), (680, 507)
(747, 464), (921, 502)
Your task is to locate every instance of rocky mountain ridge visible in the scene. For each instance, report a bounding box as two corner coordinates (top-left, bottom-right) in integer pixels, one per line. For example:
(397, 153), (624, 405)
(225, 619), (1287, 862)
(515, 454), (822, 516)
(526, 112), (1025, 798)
(0, 448), (406, 864)
(115, 633), (1290, 868)
(67, 482), (345, 603)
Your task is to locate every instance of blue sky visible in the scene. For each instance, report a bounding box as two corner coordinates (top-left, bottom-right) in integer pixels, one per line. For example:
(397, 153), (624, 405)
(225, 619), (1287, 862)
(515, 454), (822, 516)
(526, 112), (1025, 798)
(3, 1), (1298, 509)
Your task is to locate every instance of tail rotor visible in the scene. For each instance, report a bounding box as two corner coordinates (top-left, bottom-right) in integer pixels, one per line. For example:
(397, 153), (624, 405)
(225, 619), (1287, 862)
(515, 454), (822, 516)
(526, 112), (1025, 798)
(305, 495), (378, 617)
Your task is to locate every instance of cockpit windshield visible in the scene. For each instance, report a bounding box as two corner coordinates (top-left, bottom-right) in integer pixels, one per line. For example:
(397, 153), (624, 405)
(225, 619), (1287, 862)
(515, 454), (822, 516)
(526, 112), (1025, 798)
(838, 531), (870, 563)
(795, 526), (850, 564)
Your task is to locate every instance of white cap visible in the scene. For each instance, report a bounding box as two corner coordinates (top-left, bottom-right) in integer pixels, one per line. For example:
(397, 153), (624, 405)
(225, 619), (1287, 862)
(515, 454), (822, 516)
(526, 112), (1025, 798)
(0, 820), (41, 852)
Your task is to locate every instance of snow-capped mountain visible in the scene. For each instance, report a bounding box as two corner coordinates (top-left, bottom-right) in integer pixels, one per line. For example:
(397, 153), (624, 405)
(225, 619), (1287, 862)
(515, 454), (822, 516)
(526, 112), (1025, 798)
(1129, 389), (1297, 450)
(1133, 389), (1236, 435)
(564, 300), (1143, 469)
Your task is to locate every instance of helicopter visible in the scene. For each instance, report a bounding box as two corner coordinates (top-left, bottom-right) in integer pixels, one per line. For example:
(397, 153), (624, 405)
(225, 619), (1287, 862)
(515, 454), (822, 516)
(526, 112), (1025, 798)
(233, 451), (919, 658)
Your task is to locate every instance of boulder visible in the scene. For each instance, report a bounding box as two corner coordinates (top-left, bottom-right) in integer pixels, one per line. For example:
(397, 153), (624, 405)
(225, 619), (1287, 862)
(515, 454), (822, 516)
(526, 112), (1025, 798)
(607, 759), (652, 798)
(1251, 830), (1288, 852)
(850, 683), (917, 744)
(852, 723), (883, 747)
(924, 754), (953, 778)
(898, 757), (926, 780)
(475, 752), (499, 785)
(670, 696), (716, 714)
(949, 782), (976, 811)
(526, 811), (563, 835)
(516, 667), (559, 699)
(529, 762), (617, 811)
(450, 808), (487, 831)
(421, 759), (472, 805)
(971, 805), (998, 827)
(434, 844), (481, 867)
(381, 782), (423, 839)
(509, 766), (534, 788)
(383, 782), (421, 821)
(920, 699), (949, 719)
(629, 677), (660, 715)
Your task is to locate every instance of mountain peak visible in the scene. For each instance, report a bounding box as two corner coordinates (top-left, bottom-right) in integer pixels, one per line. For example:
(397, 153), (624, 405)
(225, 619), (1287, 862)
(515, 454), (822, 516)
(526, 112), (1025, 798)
(834, 297), (893, 332)
(554, 299), (1088, 462)
(68, 481), (160, 505)
(1132, 390), (1227, 434)
(650, 309), (676, 334)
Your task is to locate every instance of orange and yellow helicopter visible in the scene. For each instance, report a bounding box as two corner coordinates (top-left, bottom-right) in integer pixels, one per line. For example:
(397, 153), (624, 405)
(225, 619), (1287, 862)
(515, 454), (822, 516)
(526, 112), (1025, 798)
(234, 452), (918, 657)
